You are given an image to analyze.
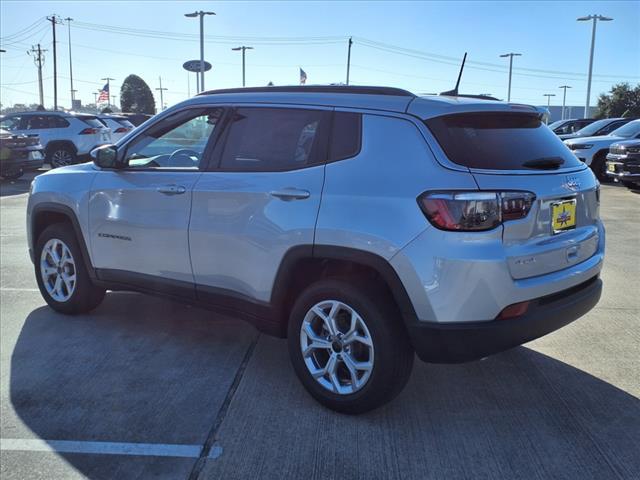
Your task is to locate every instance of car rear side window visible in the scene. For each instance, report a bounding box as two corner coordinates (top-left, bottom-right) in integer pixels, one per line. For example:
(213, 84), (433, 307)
(78, 116), (105, 129)
(49, 116), (70, 128)
(219, 107), (329, 171)
(425, 112), (583, 170)
(329, 112), (361, 161)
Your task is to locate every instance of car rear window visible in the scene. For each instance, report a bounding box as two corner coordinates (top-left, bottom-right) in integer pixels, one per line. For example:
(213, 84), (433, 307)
(116, 119), (135, 129)
(425, 112), (583, 170)
(78, 116), (105, 129)
(329, 112), (361, 161)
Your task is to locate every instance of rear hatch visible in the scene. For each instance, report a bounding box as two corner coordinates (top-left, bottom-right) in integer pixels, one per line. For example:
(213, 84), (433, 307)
(78, 115), (112, 144)
(425, 111), (601, 280)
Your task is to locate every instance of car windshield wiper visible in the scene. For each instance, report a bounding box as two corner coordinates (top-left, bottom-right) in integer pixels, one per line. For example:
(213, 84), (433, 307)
(522, 157), (565, 169)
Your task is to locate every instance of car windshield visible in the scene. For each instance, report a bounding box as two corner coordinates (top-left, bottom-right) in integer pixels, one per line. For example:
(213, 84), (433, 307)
(574, 119), (618, 136)
(548, 120), (566, 130)
(609, 121), (640, 138)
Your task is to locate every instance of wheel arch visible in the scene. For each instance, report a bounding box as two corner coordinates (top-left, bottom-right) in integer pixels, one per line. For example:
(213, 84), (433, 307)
(271, 245), (419, 335)
(45, 140), (78, 156)
(31, 203), (96, 279)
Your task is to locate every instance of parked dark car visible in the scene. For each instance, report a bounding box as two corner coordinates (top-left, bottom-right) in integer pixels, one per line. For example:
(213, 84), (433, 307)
(606, 139), (640, 189)
(548, 118), (595, 135)
(0, 128), (45, 180)
(558, 117), (632, 141)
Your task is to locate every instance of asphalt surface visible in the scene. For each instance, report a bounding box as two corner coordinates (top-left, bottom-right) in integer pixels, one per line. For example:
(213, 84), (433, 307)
(1, 171), (639, 480)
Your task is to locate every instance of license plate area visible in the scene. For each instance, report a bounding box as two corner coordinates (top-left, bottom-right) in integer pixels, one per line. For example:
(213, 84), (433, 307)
(551, 199), (577, 234)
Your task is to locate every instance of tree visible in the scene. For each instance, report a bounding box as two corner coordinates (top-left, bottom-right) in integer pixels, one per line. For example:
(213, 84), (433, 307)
(120, 74), (156, 114)
(595, 83), (640, 119)
(101, 107), (113, 114)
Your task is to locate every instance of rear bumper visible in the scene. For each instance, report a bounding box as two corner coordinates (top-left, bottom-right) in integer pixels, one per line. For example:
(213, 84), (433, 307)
(408, 276), (602, 363)
(0, 156), (44, 175)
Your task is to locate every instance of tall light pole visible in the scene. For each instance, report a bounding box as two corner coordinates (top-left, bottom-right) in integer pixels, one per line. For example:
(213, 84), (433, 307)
(231, 46), (253, 87)
(559, 85), (572, 120)
(185, 10), (215, 92)
(65, 17), (74, 107)
(499, 52), (521, 102)
(543, 93), (556, 123)
(577, 15), (613, 118)
(346, 37), (353, 85)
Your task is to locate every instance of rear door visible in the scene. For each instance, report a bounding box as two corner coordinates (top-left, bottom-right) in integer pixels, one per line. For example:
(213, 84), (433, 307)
(425, 112), (601, 280)
(189, 105), (330, 304)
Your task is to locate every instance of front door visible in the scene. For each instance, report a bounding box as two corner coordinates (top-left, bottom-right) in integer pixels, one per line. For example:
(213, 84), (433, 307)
(88, 107), (225, 292)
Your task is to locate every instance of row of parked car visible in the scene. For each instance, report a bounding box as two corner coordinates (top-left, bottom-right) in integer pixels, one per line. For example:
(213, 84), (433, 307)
(0, 111), (149, 180)
(549, 117), (640, 189)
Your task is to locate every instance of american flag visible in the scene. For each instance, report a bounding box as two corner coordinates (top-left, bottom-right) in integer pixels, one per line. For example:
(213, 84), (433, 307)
(299, 68), (307, 85)
(97, 83), (109, 104)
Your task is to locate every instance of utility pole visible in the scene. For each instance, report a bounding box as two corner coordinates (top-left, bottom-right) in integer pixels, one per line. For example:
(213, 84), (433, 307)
(156, 76), (168, 111)
(101, 77), (115, 108)
(231, 46), (253, 87)
(346, 37), (353, 85)
(111, 95), (117, 109)
(47, 15), (62, 110)
(65, 17), (74, 107)
(559, 85), (572, 120)
(499, 52), (521, 102)
(93, 92), (98, 105)
(185, 11), (215, 92)
(577, 15), (613, 118)
(28, 44), (47, 107)
(187, 73), (190, 97)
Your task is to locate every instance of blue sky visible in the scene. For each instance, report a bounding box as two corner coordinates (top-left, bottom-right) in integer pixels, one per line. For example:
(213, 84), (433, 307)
(1, 0), (638, 110)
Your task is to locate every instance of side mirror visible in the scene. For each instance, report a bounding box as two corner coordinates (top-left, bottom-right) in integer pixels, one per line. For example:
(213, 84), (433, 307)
(91, 145), (124, 169)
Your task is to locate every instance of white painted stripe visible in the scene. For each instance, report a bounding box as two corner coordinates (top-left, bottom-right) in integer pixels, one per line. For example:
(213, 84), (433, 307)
(0, 438), (203, 458)
(0, 287), (40, 292)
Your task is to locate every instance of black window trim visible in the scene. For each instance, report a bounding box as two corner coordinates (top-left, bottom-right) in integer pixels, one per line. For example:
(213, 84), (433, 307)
(208, 105), (332, 173)
(116, 106), (231, 173)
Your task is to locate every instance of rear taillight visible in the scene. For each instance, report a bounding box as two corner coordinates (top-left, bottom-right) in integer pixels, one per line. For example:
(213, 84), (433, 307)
(114, 127), (130, 133)
(496, 301), (530, 320)
(79, 128), (99, 135)
(418, 191), (535, 232)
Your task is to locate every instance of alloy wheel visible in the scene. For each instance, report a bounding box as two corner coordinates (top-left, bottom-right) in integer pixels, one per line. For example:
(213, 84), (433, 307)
(300, 300), (374, 395)
(50, 149), (73, 168)
(40, 238), (76, 302)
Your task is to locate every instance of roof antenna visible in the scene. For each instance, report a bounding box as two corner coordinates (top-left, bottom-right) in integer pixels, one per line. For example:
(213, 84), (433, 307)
(440, 52), (467, 96)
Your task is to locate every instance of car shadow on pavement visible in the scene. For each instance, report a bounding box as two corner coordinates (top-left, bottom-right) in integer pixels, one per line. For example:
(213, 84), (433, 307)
(7, 293), (640, 480)
(0, 171), (41, 197)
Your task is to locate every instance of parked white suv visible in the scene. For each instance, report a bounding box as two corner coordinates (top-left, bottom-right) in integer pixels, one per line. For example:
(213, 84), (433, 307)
(27, 86), (605, 413)
(0, 111), (111, 168)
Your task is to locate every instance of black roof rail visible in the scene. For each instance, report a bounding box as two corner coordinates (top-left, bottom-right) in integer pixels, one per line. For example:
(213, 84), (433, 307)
(197, 85), (415, 97)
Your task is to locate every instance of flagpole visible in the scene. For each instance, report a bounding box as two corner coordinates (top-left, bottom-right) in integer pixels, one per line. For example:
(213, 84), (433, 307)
(101, 77), (115, 108)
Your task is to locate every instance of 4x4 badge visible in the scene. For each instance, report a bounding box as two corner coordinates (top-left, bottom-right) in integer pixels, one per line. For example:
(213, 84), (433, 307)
(564, 176), (581, 191)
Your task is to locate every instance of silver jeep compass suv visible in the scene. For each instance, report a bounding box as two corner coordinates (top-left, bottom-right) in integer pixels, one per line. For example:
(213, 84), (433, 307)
(27, 86), (605, 413)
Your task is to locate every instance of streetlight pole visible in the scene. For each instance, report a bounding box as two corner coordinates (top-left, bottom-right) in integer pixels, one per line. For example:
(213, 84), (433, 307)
(232, 46), (253, 87)
(185, 10), (215, 92)
(346, 37), (353, 85)
(559, 85), (572, 120)
(577, 15), (613, 118)
(65, 17), (74, 107)
(543, 93), (556, 123)
(499, 52), (521, 102)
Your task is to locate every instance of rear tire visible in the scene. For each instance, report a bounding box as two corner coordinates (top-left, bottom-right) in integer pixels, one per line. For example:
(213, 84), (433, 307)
(35, 223), (105, 314)
(47, 145), (76, 168)
(288, 279), (414, 414)
(0, 168), (23, 180)
(591, 152), (610, 182)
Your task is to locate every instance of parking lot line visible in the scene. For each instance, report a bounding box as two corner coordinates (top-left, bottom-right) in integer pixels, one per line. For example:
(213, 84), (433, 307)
(0, 288), (40, 292)
(0, 438), (203, 458)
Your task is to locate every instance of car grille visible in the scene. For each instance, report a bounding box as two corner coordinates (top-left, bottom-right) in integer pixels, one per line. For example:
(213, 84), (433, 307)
(610, 146), (626, 155)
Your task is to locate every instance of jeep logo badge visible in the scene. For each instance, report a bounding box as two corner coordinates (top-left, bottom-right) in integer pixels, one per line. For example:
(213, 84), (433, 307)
(564, 176), (581, 191)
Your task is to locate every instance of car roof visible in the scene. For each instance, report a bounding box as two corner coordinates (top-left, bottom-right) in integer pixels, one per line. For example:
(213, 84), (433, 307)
(186, 84), (539, 119)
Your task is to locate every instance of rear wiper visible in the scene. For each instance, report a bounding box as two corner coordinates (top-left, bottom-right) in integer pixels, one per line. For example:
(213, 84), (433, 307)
(522, 157), (565, 169)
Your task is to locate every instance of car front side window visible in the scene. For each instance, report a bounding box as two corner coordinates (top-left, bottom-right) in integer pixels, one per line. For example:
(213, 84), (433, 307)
(124, 107), (223, 170)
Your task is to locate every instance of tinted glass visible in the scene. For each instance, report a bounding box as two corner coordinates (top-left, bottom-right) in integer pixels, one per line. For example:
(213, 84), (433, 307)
(601, 120), (630, 135)
(25, 115), (50, 129)
(78, 116), (105, 129)
(219, 108), (328, 171)
(609, 120), (640, 138)
(575, 119), (618, 136)
(116, 119), (135, 129)
(330, 112), (361, 161)
(426, 112), (583, 170)
(50, 116), (69, 128)
(125, 107), (222, 169)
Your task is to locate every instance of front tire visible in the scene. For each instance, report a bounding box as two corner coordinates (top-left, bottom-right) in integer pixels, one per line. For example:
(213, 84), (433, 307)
(35, 223), (105, 314)
(288, 279), (414, 414)
(591, 152), (610, 182)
